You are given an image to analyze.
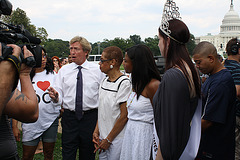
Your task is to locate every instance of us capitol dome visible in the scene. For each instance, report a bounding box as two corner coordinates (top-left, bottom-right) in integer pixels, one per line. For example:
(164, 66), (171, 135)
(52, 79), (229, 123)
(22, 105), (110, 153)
(195, 1), (240, 56)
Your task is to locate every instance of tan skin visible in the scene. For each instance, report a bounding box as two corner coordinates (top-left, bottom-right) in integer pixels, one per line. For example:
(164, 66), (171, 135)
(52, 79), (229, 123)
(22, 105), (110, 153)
(52, 58), (60, 73)
(92, 52), (128, 153)
(12, 50), (56, 160)
(68, 54), (72, 63)
(0, 43), (21, 116)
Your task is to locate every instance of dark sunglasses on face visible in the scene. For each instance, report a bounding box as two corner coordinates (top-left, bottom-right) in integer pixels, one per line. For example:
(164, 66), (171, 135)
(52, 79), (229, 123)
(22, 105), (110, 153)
(99, 58), (112, 63)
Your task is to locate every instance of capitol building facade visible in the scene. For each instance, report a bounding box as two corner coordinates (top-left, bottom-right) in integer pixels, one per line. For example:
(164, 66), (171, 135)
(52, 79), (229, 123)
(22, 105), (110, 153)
(195, 1), (240, 56)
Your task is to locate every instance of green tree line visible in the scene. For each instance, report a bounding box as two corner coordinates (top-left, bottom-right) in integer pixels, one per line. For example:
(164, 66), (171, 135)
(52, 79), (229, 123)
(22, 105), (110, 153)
(1, 8), (196, 58)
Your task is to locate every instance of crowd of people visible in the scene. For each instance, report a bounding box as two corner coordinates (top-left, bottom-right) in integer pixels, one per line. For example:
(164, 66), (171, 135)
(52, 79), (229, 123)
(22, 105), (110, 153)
(1, 0), (240, 160)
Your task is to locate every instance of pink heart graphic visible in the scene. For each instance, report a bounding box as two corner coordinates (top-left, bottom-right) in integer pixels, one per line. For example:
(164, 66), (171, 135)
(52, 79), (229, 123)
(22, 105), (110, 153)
(37, 81), (50, 91)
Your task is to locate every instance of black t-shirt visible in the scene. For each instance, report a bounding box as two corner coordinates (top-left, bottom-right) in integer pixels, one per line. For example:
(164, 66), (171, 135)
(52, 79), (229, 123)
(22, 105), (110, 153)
(0, 115), (18, 159)
(197, 69), (236, 159)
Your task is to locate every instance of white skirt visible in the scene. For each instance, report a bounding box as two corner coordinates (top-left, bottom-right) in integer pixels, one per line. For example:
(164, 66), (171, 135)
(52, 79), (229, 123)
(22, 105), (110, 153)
(120, 120), (153, 160)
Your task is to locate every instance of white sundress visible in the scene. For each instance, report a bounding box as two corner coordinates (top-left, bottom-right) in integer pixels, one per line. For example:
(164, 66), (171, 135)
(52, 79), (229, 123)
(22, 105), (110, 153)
(120, 92), (154, 160)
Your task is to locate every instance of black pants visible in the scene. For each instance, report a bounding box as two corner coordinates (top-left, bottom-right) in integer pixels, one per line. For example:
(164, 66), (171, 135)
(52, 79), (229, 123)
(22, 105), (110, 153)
(61, 109), (97, 160)
(2, 154), (20, 160)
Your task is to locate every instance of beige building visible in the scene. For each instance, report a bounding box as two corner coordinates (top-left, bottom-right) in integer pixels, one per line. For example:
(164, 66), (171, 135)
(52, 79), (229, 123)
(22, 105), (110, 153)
(195, 1), (240, 56)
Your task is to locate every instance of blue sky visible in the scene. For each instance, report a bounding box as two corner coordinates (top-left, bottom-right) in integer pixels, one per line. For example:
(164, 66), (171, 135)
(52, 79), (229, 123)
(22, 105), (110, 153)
(8, 0), (240, 43)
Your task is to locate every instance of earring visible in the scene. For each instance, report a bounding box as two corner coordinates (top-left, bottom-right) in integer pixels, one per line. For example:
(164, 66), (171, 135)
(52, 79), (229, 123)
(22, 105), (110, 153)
(110, 65), (113, 69)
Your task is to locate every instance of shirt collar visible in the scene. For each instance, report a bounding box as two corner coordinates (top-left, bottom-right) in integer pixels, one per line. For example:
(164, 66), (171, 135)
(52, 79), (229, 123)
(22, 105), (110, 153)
(73, 60), (90, 70)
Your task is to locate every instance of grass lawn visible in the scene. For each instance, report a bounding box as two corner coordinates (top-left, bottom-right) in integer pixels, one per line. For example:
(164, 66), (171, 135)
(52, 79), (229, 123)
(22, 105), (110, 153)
(17, 133), (62, 160)
(17, 132), (99, 160)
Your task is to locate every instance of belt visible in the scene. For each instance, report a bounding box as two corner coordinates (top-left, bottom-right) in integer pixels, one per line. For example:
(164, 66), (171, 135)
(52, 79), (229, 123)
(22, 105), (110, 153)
(83, 108), (98, 115)
(64, 108), (97, 115)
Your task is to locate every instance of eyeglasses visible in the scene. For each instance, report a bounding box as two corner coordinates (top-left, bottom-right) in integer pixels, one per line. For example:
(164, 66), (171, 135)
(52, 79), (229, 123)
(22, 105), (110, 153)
(42, 55), (46, 58)
(99, 58), (112, 63)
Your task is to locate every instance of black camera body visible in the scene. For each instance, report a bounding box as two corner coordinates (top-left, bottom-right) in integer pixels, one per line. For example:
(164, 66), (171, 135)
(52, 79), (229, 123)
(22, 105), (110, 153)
(0, 0), (42, 68)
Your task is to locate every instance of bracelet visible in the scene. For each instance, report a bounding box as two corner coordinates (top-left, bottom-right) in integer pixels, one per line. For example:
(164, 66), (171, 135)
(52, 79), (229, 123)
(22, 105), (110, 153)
(106, 138), (112, 144)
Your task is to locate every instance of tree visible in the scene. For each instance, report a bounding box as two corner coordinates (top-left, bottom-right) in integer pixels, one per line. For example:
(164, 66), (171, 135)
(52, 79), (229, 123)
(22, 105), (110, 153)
(130, 34), (142, 45)
(1, 7), (48, 44)
(36, 27), (48, 43)
(144, 36), (160, 56)
(186, 34), (196, 56)
(43, 39), (69, 58)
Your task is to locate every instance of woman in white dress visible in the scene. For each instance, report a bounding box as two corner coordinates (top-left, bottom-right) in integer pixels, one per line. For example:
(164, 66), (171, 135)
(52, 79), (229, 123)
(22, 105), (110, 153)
(120, 44), (161, 160)
(92, 46), (131, 160)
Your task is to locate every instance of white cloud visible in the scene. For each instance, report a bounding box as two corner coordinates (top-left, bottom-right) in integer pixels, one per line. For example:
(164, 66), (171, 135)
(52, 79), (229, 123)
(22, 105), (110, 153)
(7, 0), (240, 42)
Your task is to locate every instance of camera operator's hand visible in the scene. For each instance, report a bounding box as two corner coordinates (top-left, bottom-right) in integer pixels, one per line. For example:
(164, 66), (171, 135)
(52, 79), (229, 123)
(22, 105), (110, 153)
(19, 46), (34, 76)
(6, 44), (21, 59)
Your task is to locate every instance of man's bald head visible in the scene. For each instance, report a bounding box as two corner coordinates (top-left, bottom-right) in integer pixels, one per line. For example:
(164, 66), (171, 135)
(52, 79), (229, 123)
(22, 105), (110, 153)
(193, 41), (218, 58)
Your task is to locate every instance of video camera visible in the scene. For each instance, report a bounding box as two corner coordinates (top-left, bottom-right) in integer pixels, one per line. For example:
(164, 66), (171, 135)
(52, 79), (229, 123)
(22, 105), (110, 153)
(0, 0), (42, 68)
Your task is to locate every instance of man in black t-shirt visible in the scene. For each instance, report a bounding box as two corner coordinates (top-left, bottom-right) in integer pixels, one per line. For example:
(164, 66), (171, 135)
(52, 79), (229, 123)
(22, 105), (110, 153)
(193, 41), (236, 160)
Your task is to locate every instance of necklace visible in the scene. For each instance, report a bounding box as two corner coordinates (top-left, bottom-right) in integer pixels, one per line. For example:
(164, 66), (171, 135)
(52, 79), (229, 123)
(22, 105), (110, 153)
(127, 92), (136, 107)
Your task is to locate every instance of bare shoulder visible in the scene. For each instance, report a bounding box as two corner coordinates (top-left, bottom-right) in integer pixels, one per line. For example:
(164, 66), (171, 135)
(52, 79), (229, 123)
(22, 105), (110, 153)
(142, 79), (160, 101)
(147, 79), (160, 91)
(145, 79), (160, 97)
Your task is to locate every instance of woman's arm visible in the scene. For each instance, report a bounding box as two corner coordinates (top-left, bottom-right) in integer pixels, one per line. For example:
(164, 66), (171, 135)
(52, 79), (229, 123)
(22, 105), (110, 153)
(93, 121), (100, 152)
(96, 102), (128, 152)
(156, 144), (164, 160)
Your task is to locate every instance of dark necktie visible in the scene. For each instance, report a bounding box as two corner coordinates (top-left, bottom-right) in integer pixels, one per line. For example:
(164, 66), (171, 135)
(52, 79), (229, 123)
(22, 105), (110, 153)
(75, 66), (83, 120)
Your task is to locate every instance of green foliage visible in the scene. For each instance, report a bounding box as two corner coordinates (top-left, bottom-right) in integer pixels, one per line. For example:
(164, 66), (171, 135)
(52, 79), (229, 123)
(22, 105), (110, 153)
(43, 39), (69, 58)
(187, 34), (197, 56)
(144, 35), (160, 56)
(129, 34), (142, 44)
(36, 27), (48, 43)
(10, 8), (31, 29)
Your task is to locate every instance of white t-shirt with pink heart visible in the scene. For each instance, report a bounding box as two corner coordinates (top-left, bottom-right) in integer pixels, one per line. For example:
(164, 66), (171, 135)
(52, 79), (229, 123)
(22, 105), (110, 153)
(21, 70), (60, 142)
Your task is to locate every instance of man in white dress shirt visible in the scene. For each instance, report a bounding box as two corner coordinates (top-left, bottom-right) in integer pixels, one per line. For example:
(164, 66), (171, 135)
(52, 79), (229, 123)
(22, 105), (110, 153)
(48, 36), (105, 160)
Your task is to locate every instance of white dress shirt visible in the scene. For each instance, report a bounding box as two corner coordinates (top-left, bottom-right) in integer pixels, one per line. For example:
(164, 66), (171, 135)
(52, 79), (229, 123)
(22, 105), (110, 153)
(53, 60), (105, 111)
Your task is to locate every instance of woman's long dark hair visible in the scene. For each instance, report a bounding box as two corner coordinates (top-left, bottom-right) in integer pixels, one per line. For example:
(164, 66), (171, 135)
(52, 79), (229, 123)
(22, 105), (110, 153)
(159, 19), (201, 97)
(30, 46), (54, 80)
(126, 44), (161, 99)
